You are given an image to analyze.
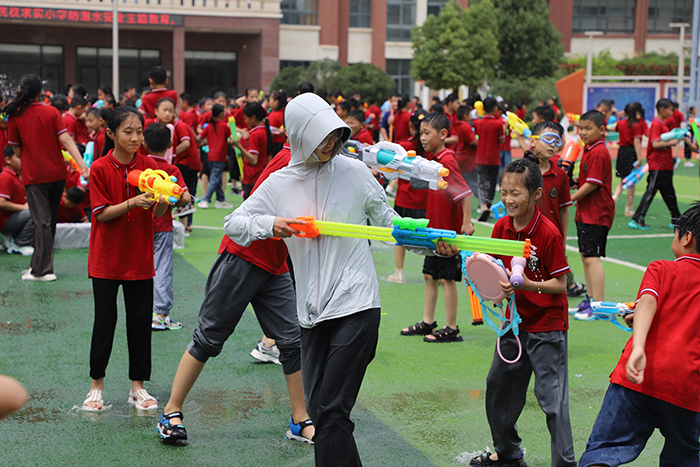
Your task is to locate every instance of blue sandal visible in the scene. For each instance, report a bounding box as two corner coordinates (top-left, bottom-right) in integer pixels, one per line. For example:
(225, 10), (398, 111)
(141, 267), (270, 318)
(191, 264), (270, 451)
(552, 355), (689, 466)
(285, 415), (314, 444)
(156, 410), (187, 444)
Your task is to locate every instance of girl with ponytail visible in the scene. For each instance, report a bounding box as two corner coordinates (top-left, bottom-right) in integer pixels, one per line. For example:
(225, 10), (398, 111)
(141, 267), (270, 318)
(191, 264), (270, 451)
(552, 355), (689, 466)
(267, 89), (287, 156)
(3, 74), (90, 281)
(232, 102), (271, 198)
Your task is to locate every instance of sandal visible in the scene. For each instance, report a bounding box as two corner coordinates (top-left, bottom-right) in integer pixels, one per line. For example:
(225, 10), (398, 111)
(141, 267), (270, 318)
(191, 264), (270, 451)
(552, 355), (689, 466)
(424, 325), (463, 343)
(566, 282), (587, 298)
(157, 410), (188, 443)
(470, 451), (527, 467)
(82, 389), (104, 411)
(127, 389), (158, 410)
(285, 415), (314, 445)
(400, 320), (437, 336)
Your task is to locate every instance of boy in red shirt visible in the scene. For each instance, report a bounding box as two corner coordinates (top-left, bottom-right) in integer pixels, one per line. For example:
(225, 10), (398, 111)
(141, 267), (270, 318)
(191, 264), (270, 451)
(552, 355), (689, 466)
(454, 105), (480, 206)
(85, 108), (105, 161)
(579, 202), (700, 467)
(629, 99), (685, 231)
(140, 66), (178, 119)
(63, 96), (90, 147)
(366, 98), (382, 143)
(0, 147), (34, 255)
(57, 187), (88, 223)
(177, 93), (199, 132)
(400, 112), (474, 342)
(345, 109), (374, 146)
(570, 110), (615, 319)
(474, 97), (505, 221)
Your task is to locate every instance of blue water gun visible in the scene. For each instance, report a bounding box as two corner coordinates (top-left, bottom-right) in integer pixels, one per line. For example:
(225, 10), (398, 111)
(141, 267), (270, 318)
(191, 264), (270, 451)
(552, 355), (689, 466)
(661, 128), (689, 142)
(590, 301), (635, 331)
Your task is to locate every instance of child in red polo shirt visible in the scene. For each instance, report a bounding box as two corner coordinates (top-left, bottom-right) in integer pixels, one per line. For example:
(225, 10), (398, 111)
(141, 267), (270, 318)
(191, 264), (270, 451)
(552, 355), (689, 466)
(473, 97), (505, 221)
(470, 156), (575, 467)
(400, 112), (474, 342)
(570, 110), (615, 320)
(143, 123), (191, 331)
(579, 202), (700, 467)
(613, 102), (645, 217)
(267, 89), (287, 156)
(62, 96), (90, 148)
(231, 102), (271, 198)
(140, 66), (178, 119)
(197, 104), (232, 209)
(177, 93), (199, 133)
(57, 187), (88, 223)
(345, 109), (375, 146)
(0, 146), (34, 255)
(82, 106), (169, 412)
(629, 98), (685, 231)
(455, 105), (480, 207)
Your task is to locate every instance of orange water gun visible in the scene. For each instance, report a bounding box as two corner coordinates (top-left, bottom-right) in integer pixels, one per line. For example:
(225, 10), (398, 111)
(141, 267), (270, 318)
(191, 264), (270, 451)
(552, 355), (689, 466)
(127, 169), (183, 205)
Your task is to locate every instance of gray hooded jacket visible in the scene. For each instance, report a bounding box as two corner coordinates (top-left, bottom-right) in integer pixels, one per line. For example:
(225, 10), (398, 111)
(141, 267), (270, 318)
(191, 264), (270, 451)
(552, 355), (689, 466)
(224, 93), (398, 328)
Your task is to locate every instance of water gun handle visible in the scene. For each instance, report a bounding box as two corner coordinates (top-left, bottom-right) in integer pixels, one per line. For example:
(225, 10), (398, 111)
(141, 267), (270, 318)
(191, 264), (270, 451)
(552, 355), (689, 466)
(565, 113), (580, 122)
(660, 128), (687, 141)
(510, 257), (527, 288)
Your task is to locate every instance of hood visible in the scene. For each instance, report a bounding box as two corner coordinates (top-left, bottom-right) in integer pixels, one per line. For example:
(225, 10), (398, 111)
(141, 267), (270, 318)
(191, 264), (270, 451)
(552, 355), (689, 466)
(284, 93), (352, 166)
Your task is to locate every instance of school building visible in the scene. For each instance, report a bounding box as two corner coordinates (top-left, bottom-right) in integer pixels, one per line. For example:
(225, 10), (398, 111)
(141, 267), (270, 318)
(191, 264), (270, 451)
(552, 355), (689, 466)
(0, 0), (694, 99)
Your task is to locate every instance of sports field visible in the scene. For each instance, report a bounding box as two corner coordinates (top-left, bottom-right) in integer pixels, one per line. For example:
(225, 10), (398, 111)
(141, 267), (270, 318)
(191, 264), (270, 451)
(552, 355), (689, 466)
(0, 162), (697, 467)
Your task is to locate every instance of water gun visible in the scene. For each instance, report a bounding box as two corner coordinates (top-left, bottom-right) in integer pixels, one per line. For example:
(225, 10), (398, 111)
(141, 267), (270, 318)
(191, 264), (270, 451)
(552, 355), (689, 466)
(509, 257), (527, 288)
(127, 168), (183, 205)
(83, 141), (94, 168)
(474, 101), (484, 118)
(467, 285), (483, 325)
(661, 128), (689, 142)
(690, 117), (700, 142)
(504, 112), (531, 138)
(135, 98), (142, 109)
(342, 141), (449, 191)
(622, 163), (649, 190)
(606, 131), (619, 142)
(284, 216), (531, 258)
(228, 116), (244, 179)
(565, 113), (580, 122)
(590, 300), (635, 331)
(93, 100), (105, 109)
(490, 200), (507, 221)
(608, 114), (618, 125)
(62, 151), (81, 172)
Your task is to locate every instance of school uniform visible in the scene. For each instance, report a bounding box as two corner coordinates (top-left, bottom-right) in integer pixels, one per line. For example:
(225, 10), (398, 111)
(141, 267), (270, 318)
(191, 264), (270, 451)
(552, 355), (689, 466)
(454, 120), (480, 205)
(489, 208), (576, 466)
(200, 120), (231, 203)
(352, 127), (374, 146)
(395, 137), (428, 217)
(474, 115), (505, 208)
(178, 109), (199, 133)
(392, 109), (411, 143)
(268, 108), (285, 156)
(93, 128), (106, 162)
(632, 117), (682, 226)
(367, 105), (382, 142)
(539, 161), (572, 236)
(7, 102), (68, 276)
(62, 112), (90, 145)
(615, 118), (644, 179)
(140, 88), (178, 119)
(0, 167), (33, 246)
(57, 199), (88, 223)
(172, 120), (201, 205)
(241, 124), (269, 196)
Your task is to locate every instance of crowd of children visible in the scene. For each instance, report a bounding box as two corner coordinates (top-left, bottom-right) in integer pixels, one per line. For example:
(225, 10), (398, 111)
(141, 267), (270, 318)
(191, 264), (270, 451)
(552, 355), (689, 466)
(1, 65), (699, 467)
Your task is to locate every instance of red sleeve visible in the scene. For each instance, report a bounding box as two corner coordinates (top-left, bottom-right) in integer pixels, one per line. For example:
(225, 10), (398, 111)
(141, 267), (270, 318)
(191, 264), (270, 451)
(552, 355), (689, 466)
(637, 261), (662, 302)
(7, 118), (18, 146)
(543, 228), (570, 277)
(442, 155), (472, 202)
(89, 164), (112, 216)
(55, 109), (67, 137)
(0, 173), (13, 200)
(463, 122), (477, 145)
(247, 129), (262, 154)
(583, 148), (607, 186)
(174, 122), (191, 145)
(498, 121), (505, 141)
(171, 166), (188, 190)
(649, 120), (663, 143)
(558, 170), (572, 208)
(63, 115), (76, 137)
(633, 121), (644, 138)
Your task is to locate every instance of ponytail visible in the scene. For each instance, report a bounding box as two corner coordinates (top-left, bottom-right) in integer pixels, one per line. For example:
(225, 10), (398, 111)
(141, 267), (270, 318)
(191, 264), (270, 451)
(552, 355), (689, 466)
(2, 74), (42, 119)
(210, 104), (225, 133)
(243, 102), (272, 154)
(264, 117), (273, 155)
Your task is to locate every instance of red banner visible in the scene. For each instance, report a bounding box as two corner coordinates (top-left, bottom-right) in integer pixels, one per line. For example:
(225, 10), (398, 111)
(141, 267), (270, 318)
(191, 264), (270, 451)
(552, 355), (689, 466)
(0, 6), (183, 26)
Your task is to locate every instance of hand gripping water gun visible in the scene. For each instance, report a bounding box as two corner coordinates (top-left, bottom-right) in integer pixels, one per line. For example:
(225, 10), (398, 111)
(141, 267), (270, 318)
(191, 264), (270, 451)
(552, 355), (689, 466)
(474, 101), (484, 118)
(127, 168), (183, 205)
(504, 111), (531, 138)
(343, 141), (449, 190)
(285, 216), (531, 258)
(590, 300), (635, 331)
(690, 117), (700, 142)
(63, 151), (81, 172)
(558, 140), (582, 173)
(565, 113), (580, 122)
(83, 141), (94, 168)
(661, 128), (689, 142)
(622, 163), (649, 190)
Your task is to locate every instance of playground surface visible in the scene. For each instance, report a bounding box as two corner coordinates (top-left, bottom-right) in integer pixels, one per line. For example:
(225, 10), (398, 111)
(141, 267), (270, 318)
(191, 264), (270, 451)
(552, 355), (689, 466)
(0, 161), (697, 467)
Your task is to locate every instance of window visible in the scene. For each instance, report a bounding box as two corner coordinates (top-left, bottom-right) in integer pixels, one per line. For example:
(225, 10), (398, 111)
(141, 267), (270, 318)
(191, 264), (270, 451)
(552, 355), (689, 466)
(280, 60), (312, 69)
(572, 0), (636, 34)
(185, 51), (238, 100)
(350, 0), (372, 28)
(386, 59), (413, 95)
(648, 0), (693, 33)
(76, 47), (160, 94)
(281, 0), (318, 25)
(387, 0), (416, 42)
(427, 0), (448, 17)
(0, 44), (63, 93)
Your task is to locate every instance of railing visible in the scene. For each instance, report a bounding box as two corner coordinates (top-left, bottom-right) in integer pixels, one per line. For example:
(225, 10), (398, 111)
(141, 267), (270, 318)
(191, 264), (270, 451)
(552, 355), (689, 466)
(3, 0), (282, 18)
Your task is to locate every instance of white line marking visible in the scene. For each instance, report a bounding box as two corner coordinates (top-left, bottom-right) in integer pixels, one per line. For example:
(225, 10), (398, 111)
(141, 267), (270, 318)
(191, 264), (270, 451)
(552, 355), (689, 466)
(191, 225), (223, 230)
(566, 234), (674, 240)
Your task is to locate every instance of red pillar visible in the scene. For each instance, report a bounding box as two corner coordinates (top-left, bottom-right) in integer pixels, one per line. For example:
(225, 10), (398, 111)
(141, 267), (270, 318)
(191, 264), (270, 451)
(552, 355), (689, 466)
(371, 0), (386, 70)
(549, 0), (574, 53)
(635, 0), (649, 53)
(172, 26), (185, 94)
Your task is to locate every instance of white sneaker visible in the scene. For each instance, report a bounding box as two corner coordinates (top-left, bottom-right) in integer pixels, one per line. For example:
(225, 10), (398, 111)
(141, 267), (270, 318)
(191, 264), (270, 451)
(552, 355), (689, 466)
(250, 341), (281, 364)
(7, 240), (34, 256)
(214, 200), (234, 209)
(387, 270), (406, 284)
(684, 161), (696, 168)
(21, 270), (57, 281)
(197, 200), (209, 209)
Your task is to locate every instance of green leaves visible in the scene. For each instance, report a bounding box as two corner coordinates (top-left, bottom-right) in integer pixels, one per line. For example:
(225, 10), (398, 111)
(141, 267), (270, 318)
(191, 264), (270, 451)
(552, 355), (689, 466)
(325, 63), (397, 103)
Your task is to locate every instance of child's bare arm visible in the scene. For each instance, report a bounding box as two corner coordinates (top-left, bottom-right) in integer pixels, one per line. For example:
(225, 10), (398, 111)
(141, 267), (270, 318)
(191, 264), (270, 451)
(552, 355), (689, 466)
(559, 207), (569, 248)
(461, 196), (474, 235)
(0, 198), (28, 212)
(571, 182), (598, 202)
(516, 133), (530, 151)
(95, 192), (153, 222)
(626, 294), (658, 384)
(500, 273), (566, 296)
(232, 139), (259, 165)
(176, 139), (190, 154)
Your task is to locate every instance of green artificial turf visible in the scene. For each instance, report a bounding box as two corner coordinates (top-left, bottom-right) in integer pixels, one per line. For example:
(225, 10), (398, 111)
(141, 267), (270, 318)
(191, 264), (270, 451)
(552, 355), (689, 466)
(0, 160), (697, 466)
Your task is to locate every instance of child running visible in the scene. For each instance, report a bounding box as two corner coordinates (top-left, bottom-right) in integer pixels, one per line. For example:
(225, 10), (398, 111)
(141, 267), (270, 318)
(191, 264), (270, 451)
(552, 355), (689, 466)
(470, 155), (576, 467)
(612, 102), (645, 217)
(83, 106), (169, 411)
(197, 104), (233, 210)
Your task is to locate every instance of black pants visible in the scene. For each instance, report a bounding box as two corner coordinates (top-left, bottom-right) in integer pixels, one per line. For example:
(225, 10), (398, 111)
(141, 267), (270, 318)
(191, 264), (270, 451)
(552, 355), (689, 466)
(176, 164), (198, 226)
(632, 170), (681, 225)
(478, 164), (500, 208)
(25, 179), (65, 276)
(90, 278), (153, 381)
(301, 309), (381, 467)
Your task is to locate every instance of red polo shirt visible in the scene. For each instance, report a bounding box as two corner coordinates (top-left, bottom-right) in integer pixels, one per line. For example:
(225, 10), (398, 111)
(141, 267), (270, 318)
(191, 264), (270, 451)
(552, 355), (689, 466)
(93, 128), (106, 161)
(576, 139), (615, 228)
(474, 115), (505, 166)
(426, 148), (472, 231)
(664, 109), (684, 130)
(616, 118), (645, 147)
(0, 167), (26, 231)
(268, 109), (286, 144)
(62, 112), (90, 145)
(395, 137), (428, 210)
(178, 110), (199, 133)
(492, 207), (570, 332)
(647, 117), (674, 171)
(172, 121), (201, 171)
(454, 121), (478, 173)
(219, 144), (292, 275)
(200, 121), (231, 163)
(88, 151), (160, 280)
(367, 105), (382, 131)
(242, 124), (269, 186)
(7, 102), (67, 186)
(392, 109), (411, 144)
(610, 255), (700, 412)
(353, 128), (374, 146)
(58, 199), (88, 223)
(141, 88), (178, 119)
(230, 106), (250, 131)
(538, 160), (572, 236)
(148, 155), (188, 233)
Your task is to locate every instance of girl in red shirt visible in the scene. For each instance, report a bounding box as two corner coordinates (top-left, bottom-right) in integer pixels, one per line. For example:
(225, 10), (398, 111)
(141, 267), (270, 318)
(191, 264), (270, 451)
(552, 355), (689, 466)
(267, 89), (287, 157)
(198, 104), (232, 209)
(613, 102), (645, 216)
(471, 155), (575, 467)
(83, 106), (169, 412)
(232, 102), (272, 198)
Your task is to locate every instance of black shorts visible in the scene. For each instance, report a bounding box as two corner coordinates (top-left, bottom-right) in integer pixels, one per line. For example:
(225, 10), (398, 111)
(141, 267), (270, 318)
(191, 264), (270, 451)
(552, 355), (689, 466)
(616, 145), (637, 179)
(422, 255), (462, 281)
(394, 205), (427, 219)
(200, 148), (211, 176)
(576, 222), (609, 257)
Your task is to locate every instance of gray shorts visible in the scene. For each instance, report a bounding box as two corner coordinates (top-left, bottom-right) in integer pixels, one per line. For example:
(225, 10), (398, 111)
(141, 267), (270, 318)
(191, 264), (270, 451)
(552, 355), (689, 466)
(188, 251), (301, 374)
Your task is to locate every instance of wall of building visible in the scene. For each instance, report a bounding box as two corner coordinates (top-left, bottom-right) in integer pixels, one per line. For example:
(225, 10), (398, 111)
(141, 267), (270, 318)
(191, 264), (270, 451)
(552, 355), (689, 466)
(569, 37), (637, 60)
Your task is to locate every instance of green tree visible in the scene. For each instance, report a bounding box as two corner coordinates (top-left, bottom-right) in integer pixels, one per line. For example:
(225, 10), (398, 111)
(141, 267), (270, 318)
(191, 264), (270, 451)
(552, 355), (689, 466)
(325, 63), (396, 102)
(411, 0), (499, 91)
(270, 66), (307, 97)
(492, 0), (563, 79)
(305, 59), (343, 90)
